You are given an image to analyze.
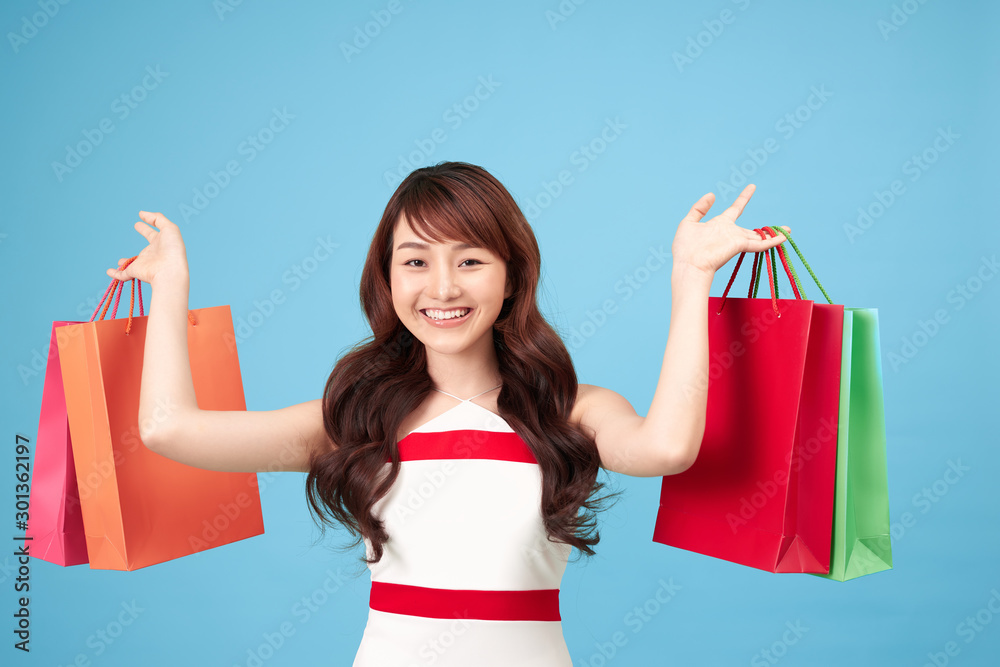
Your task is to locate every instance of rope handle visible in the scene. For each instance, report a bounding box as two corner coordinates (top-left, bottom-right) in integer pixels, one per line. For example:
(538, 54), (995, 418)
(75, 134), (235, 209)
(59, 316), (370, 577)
(717, 226), (832, 317)
(749, 228), (806, 302)
(89, 257), (199, 333)
(762, 225), (833, 305)
(90, 257), (145, 335)
(718, 229), (797, 316)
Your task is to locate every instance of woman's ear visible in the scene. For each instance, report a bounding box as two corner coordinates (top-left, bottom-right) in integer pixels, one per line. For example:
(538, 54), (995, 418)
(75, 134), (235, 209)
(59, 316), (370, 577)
(504, 276), (513, 300)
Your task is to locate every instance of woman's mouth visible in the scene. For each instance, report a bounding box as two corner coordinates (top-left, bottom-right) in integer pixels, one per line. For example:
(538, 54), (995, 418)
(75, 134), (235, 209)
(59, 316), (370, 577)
(420, 307), (474, 327)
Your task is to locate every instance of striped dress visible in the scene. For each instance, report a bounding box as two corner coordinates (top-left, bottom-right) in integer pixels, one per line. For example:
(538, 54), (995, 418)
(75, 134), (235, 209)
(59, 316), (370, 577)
(352, 385), (574, 666)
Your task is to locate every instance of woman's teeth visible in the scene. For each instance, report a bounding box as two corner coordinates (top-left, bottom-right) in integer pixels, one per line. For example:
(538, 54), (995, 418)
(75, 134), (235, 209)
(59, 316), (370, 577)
(424, 308), (470, 320)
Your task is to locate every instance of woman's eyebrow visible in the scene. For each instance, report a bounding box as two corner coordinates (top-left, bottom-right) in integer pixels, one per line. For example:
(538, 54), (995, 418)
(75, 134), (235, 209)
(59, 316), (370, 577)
(395, 241), (480, 251)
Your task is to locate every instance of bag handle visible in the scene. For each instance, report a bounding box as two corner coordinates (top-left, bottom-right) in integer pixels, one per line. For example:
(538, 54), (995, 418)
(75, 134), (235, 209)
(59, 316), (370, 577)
(717, 226), (833, 318)
(90, 256), (144, 335)
(761, 225), (833, 306)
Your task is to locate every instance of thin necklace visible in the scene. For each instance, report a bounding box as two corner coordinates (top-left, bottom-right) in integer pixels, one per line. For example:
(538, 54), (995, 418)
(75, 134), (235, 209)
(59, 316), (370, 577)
(431, 382), (502, 402)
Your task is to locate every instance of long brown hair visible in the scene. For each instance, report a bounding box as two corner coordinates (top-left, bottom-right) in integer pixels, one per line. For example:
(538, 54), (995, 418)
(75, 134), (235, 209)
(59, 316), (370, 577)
(306, 161), (621, 566)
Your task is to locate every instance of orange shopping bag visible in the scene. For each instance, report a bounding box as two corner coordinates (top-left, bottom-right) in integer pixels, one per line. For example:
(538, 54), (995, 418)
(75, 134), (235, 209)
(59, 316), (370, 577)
(56, 270), (264, 570)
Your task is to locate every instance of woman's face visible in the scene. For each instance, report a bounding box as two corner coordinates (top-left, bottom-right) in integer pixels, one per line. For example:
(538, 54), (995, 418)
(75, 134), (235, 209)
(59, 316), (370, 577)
(389, 214), (512, 356)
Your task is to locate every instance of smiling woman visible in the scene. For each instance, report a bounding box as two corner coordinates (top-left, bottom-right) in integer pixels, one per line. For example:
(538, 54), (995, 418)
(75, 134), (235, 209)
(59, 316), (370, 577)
(109, 160), (787, 667)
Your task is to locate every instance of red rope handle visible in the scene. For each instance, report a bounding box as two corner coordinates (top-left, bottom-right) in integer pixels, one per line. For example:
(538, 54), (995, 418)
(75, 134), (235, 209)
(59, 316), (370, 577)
(92, 256), (144, 334)
(717, 251), (747, 314)
(756, 229), (781, 318)
(91, 280), (116, 322)
(110, 278), (125, 320)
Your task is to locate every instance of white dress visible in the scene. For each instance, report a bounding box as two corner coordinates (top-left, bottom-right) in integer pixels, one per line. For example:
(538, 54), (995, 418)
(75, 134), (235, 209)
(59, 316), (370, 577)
(352, 385), (574, 666)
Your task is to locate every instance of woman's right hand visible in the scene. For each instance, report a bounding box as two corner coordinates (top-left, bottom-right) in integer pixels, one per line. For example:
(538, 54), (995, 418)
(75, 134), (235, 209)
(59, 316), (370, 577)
(106, 211), (189, 286)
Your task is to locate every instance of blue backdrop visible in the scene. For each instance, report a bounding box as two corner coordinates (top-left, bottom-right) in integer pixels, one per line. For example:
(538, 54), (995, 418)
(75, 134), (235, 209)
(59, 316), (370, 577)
(2, 1), (997, 665)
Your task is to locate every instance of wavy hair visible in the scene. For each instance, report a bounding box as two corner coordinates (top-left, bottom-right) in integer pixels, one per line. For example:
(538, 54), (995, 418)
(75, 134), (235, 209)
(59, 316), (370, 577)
(306, 161), (621, 566)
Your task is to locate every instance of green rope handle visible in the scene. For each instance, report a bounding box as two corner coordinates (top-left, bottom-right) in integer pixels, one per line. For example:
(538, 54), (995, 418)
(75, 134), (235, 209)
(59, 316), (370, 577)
(768, 228), (808, 300)
(752, 252), (763, 297)
(770, 246), (779, 299)
(766, 225), (833, 304)
(747, 226), (824, 303)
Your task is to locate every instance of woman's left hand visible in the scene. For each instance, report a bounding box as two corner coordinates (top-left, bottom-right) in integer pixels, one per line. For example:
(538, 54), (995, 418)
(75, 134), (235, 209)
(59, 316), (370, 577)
(670, 184), (789, 277)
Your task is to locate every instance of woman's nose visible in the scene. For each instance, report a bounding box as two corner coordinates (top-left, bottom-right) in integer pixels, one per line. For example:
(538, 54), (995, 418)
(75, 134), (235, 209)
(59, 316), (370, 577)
(430, 265), (460, 299)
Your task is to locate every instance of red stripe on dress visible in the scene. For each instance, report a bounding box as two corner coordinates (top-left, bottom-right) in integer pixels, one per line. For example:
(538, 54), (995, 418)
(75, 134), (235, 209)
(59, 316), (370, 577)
(393, 430), (537, 463)
(369, 581), (561, 621)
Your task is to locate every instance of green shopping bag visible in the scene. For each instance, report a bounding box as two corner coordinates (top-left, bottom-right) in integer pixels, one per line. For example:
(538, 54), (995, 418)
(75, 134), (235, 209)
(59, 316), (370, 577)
(815, 306), (892, 581)
(746, 227), (892, 581)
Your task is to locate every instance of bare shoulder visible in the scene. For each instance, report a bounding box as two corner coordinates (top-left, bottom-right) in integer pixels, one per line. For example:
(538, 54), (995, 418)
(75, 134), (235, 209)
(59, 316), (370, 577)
(569, 383), (640, 430)
(569, 383), (672, 477)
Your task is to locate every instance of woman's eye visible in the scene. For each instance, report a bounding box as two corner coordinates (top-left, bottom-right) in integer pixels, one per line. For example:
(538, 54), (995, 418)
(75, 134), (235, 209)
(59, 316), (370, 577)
(404, 259), (482, 267)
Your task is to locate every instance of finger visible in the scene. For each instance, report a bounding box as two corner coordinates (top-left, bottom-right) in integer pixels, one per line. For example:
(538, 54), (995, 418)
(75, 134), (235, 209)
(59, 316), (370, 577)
(762, 225), (790, 243)
(720, 184), (756, 221)
(755, 226), (787, 247)
(134, 219), (158, 243)
(682, 192), (716, 223)
(138, 210), (175, 229)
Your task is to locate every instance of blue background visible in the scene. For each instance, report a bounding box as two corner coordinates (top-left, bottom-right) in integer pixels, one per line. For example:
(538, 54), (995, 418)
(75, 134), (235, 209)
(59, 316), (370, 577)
(2, 1), (997, 665)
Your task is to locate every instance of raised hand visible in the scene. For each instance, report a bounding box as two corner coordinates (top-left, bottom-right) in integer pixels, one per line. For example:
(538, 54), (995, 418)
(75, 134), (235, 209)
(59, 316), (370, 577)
(106, 211), (189, 286)
(670, 185), (789, 277)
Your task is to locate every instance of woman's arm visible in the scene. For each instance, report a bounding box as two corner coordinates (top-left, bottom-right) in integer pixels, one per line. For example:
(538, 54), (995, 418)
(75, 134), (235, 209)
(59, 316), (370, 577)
(109, 211), (331, 474)
(570, 185), (788, 477)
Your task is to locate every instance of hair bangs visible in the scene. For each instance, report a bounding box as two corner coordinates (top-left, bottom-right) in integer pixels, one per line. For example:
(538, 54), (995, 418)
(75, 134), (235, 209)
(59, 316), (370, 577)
(397, 177), (511, 262)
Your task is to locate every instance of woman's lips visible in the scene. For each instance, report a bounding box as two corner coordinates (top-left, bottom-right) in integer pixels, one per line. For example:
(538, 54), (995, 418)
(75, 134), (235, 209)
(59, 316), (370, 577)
(420, 307), (474, 328)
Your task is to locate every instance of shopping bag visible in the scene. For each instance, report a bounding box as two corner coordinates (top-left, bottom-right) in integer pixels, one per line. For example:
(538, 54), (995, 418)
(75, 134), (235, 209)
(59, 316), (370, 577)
(24, 321), (89, 566)
(56, 271), (264, 570)
(814, 307), (892, 581)
(652, 228), (843, 573)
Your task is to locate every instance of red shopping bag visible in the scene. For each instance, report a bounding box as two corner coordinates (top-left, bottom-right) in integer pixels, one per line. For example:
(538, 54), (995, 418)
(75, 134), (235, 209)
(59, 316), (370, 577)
(24, 321), (89, 566)
(55, 270), (264, 570)
(653, 228), (843, 573)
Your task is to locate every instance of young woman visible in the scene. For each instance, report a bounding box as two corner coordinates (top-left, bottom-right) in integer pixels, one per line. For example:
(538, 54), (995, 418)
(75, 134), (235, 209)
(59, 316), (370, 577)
(107, 161), (787, 665)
